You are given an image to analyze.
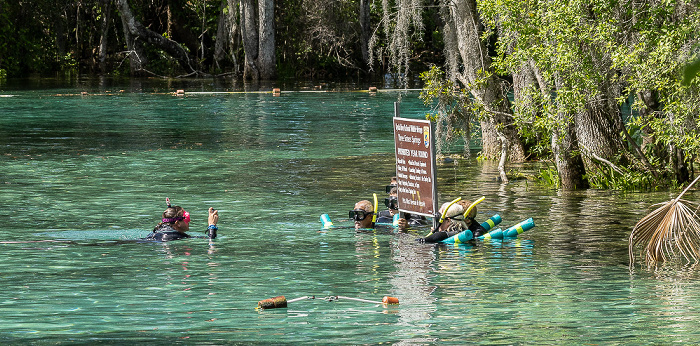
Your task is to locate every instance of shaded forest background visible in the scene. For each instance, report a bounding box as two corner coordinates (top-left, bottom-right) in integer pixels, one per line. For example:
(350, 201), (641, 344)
(0, 0), (443, 80)
(2, 0), (700, 191)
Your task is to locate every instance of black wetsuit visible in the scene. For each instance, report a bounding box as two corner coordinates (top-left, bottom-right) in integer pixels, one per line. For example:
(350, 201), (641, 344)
(420, 221), (487, 243)
(143, 224), (217, 241)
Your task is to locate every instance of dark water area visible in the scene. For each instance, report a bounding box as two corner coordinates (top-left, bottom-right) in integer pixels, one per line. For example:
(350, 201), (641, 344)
(1, 80), (700, 344)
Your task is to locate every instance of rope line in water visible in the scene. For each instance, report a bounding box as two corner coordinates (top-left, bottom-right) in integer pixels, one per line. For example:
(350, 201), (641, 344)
(257, 294), (399, 310)
(50, 88), (421, 97)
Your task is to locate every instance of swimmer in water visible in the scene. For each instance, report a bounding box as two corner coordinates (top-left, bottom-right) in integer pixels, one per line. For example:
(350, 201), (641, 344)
(375, 187), (423, 230)
(350, 200), (375, 230)
(375, 189), (401, 225)
(418, 199), (486, 243)
(376, 181), (428, 230)
(457, 199), (487, 238)
(144, 198), (219, 241)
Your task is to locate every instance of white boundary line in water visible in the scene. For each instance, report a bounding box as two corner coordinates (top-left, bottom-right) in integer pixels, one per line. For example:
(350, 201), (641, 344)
(46, 88), (422, 97)
(184, 89), (421, 95)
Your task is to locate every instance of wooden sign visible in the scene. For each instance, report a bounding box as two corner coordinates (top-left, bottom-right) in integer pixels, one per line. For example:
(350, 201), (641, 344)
(393, 115), (438, 218)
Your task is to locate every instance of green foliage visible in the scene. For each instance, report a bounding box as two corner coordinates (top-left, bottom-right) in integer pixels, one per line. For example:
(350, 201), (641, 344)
(419, 65), (478, 156)
(1, 0), (699, 192)
(0, 0), (410, 79)
(510, 84), (555, 159)
(586, 168), (658, 191)
(476, 0), (700, 190)
(60, 53), (78, 70)
(537, 165), (560, 189)
(683, 57), (700, 85)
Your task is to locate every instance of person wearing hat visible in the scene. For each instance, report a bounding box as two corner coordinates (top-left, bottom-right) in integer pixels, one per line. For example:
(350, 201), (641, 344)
(457, 199), (487, 238)
(143, 198), (219, 241)
(418, 199), (486, 243)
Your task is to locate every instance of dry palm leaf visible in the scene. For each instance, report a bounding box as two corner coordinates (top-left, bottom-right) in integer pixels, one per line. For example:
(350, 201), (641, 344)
(629, 175), (700, 266)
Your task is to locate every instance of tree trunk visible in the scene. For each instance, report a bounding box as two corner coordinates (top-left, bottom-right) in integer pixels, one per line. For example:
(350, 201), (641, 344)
(497, 131), (509, 183)
(511, 61), (543, 157)
(56, 11), (67, 60)
(166, 1), (172, 37)
(552, 110), (589, 189)
(575, 92), (627, 174)
(440, 0), (526, 162)
(119, 11), (146, 74)
(115, 0), (195, 74)
(227, 0), (241, 75)
(675, 147), (689, 183)
(98, 0), (112, 73)
(512, 61), (539, 121)
(548, 73), (588, 189)
(359, 0), (371, 64)
(240, 0), (259, 80)
(637, 89), (666, 163)
(257, 0), (275, 79)
(214, 1), (228, 70)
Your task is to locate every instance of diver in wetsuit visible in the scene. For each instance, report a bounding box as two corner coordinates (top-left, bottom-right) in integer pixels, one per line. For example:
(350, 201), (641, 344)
(144, 198), (219, 241)
(419, 199), (486, 243)
(456, 199), (487, 238)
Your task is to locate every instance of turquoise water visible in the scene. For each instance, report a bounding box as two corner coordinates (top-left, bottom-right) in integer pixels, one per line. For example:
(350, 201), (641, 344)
(2, 82), (700, 344)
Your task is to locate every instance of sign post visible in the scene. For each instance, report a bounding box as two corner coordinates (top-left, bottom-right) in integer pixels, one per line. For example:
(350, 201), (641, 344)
(393, 105), (439, 228)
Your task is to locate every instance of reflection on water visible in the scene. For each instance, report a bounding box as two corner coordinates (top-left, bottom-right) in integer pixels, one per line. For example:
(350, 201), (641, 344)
(2, 84), (700, 343)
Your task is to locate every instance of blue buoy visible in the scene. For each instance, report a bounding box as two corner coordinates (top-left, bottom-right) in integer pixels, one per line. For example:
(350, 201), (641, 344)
(441, 214), (502, 244)
(481, 214), (502, 231)
(320, 214), (333, 229)
(478, 218), (535, 240)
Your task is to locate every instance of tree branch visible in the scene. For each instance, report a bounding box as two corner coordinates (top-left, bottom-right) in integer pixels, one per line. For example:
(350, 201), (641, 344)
(580, 144), (626, 175)
(116, 0), (196, 74)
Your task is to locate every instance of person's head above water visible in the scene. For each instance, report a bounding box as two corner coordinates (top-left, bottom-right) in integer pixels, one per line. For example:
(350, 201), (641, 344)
(437, 201), (467, 232)
(384, 187), (399, 215)
(385, 177), (398, 194)
(161, 197), (191, 233)
(457, 199), (477, 225)
(147, 198), (219, 241)
(350, 199), (374, 229)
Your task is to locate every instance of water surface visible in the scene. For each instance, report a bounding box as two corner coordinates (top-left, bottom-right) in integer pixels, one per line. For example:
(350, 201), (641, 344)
(1, 82), (699, 344)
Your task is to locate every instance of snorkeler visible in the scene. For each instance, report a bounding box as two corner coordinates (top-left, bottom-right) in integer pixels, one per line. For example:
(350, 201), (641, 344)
(350, 200), (376, 230)
(418, 199), (486, 243)
(457, 199), (487, 238)
(375, 186), (427, 230)
(143, 198), (219, 241)
(375, 189), (399, 225)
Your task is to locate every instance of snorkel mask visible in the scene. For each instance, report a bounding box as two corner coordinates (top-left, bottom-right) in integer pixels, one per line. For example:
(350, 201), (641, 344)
(349, 209), (373, 221)
(349, 194), (379, 224)
(163, 197), (191, 223)
(384, 196), (399, 210)
(162, 210), (190, 223)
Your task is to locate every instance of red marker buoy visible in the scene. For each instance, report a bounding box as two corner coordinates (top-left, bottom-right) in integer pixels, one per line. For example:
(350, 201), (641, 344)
(256, 295), (398, 309)
(382, 296), (399, 305)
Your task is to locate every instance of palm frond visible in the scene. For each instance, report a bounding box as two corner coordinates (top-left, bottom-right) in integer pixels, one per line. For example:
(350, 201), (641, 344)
(629, 176), (700, 266)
